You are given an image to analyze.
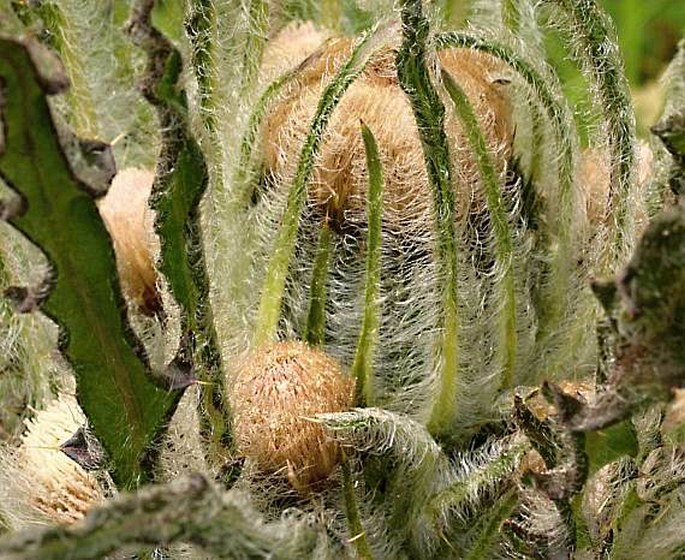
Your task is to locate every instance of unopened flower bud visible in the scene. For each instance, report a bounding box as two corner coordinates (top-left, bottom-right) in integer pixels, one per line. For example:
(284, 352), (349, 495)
(229, 341), (354, 490)
(0, 395), (103, 527)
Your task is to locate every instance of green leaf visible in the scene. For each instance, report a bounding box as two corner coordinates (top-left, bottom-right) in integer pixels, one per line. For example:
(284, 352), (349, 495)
(128, 0), (232, 471)
(463, 490), (518, 560)
(11, 1), (99, 139)
(0, 37), (179, 488)
(428, 436), (528, 524)
(585, 420), (638, 475)
(233, 66), (299, 207)
(320, 408), (451, 554)
(434, 32), (578, 350)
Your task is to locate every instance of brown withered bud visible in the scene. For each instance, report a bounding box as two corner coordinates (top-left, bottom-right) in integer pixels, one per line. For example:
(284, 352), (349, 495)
(260, 27), (514, 233)
(228, 341), (354, 491)
(96, 167), (161, 315)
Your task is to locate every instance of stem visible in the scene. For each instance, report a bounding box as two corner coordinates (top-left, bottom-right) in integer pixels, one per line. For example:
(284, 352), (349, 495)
(464, 491), (518, 560)
(352, 122), (384, 406)
(502, 0), (521, 32)
(240, 0), (270, 93)
(320, 0), (343, 31)
(186, 0), (218, 135)
(529, 102), (545, 183)
(254, 30), (379, 345)
(341, 456), (375, 560)
(435, 32), (577, 345)
(12, 2), (99, 138)
(396, 0), (460, 437)
(233, 67), (299, 206)
(186, 0), (225, 197)
(441, 69), (517, 389)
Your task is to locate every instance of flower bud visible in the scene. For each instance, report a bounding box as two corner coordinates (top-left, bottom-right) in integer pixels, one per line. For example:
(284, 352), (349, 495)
(0, 395), (103, 527)
(260, 32), (514, 233)
(229, 341), (354, 490)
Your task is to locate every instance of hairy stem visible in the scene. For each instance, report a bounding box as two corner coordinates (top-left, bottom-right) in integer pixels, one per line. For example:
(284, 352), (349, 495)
(541, 0), (636, 269)
(434, 31), (578, 347)
(241, 0), (270, 93)
(441, 68), (517, 389)
(304, 224), (331, 346)
(254, 30), (379, 344)
(342, 455), (375, 560)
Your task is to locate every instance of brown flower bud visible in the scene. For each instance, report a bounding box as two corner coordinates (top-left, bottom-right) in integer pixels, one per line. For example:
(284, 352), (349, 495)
(260, 21), (332, 85)
(96, 168), (161, 315)
(260, 29), (514, 233)
(228, 341), (354, 490)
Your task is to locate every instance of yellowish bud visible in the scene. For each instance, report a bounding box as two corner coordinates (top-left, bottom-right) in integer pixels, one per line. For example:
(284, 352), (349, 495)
(0, 395), (103, 527)
(260, 31), (514, 233)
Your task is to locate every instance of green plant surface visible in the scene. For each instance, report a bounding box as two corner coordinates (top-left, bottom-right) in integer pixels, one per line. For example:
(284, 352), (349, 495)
(128, 0), (232, 471)
(396, 0), (461, 438)
(441, 68), (517, 389)
(303, 224), (332, 346)
(253, 28), (381, 345)
(0, 474), (319, 560)
(0, 0), (684, 558)
(351, 122), (384, 406)
(600, 0), (684, 87)
(0, 37), (179, 488)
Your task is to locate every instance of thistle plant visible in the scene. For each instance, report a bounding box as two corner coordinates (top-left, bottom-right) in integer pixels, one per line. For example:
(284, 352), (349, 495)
(0, 0), (683, 558)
